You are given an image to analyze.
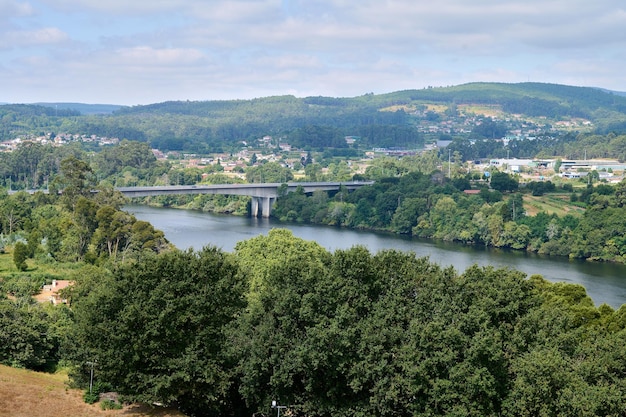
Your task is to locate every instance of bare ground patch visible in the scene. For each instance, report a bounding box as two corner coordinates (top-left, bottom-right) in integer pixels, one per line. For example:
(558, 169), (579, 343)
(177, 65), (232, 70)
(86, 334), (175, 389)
(0, 365), (186, 417)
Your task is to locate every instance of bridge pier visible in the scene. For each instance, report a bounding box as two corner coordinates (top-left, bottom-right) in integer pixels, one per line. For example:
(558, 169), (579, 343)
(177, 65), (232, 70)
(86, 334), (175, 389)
(251, 196), (275, 218)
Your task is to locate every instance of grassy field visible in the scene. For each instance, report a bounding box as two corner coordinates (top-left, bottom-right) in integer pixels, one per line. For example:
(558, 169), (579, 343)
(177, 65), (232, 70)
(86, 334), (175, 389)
(0, 249), (83, 277)
(0, 365), (186, 417)
(457, 104), (503, 117)
(523, 193), (586, 217)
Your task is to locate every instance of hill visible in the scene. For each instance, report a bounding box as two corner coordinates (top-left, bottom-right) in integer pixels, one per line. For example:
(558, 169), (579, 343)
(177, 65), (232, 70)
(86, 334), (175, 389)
(0, 364), (186, 417)
(34, 103), (125, 115)
(598, 88), (626, 97)
(2, 82), (626, 152)
(115, 82), (626, 127)
(34, 103), (124, 114)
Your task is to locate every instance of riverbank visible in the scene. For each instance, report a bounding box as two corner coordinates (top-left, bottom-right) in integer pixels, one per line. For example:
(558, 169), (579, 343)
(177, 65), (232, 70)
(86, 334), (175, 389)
(127, 205), (626, 308)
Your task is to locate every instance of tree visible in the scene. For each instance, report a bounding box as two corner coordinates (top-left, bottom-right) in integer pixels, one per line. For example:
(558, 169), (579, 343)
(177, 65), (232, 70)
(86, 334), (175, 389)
(490, 171), (519, 193)
(391, 197), (428, 234)
(245, 162), (293, 183)
(92, 206), (133, 259)
(232, 229), (333, 412)
(129, 220), (168, 254)
(13, 241), (28, 271)
(0, 299), (64, 370)
(67, 247), (247, 416)
(54, 156), (96, 209)
(94, 139), (157, 178)
(304, 163), (322, 181)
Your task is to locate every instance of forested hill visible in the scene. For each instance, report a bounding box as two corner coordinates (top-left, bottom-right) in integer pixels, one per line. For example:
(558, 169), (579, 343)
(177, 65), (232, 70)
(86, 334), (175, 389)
(3, 82), (626, 152)
(118, 82), (626, 121)
(34, 102), (124, 115)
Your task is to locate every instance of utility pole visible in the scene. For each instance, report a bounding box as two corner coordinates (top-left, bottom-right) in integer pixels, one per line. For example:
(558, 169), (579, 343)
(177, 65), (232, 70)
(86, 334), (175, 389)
(271, 400), (287, 417)
(86, 361), (97, 394)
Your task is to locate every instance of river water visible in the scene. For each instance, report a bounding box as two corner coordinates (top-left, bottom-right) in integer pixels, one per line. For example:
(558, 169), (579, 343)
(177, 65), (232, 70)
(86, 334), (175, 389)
(127, 205), (626, 309)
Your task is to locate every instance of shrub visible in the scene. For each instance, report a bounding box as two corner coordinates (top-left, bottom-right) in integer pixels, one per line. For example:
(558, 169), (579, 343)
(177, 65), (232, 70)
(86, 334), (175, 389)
(100, 399), (122, 410)
(13, 242), (29, 271)
(83, 390), (99, 404)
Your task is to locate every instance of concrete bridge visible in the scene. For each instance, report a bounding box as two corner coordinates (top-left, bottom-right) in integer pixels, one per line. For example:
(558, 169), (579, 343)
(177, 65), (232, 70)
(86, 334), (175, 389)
(115, 181), (373, 217)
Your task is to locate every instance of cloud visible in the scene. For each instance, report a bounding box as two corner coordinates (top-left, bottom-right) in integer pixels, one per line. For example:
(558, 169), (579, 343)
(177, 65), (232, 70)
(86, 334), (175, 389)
(0, 0), (35, 21)
(36, 0), (183, 15)
(189, 0), (282, 22)
(0, 27), (68, 49)
(113, 46), (206, 67)
(2, 0), (626, 104)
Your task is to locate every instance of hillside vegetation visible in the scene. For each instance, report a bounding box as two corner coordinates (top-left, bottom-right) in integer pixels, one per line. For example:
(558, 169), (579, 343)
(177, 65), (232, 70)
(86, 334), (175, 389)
(3, 82), (626, 153)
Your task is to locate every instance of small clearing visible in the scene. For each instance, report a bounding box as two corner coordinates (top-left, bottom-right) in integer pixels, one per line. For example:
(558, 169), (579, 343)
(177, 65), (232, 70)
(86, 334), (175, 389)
(523, 194), (585, 217)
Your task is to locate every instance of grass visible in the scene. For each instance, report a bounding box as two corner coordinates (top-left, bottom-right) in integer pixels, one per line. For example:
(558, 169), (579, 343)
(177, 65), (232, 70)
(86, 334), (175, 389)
(425, 104), (449, 113)
(458, 104), (503, 117)
(0, 247), (88, 279)
(0, 249), (88, 300)
(379, 104), (419, 112)
(0, 364), (187, 417)
(523, 193), (585, 217)
(0, 248), (84, 276)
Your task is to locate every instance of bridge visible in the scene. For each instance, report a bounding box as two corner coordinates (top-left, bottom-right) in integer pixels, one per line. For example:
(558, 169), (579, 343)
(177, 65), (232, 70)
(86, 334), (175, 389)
(115, 181), (373, 217)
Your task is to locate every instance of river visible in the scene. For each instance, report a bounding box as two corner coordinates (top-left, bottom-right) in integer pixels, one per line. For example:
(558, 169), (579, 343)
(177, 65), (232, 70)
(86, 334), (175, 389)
(127, 205), (626, 309)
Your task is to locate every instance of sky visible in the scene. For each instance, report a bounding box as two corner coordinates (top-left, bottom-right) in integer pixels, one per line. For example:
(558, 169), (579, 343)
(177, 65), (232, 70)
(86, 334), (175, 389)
(1, 0), (625, 105)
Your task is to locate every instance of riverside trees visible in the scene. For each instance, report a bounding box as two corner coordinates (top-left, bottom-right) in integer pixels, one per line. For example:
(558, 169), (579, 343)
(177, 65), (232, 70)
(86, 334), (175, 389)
(65, 229), (626, 417)
(273, 167), (626, 264)
(2, 218), (626, 415)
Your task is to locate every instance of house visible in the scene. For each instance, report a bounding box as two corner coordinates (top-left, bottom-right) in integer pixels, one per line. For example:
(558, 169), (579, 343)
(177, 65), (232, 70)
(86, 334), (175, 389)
(39, 280), (74, 305)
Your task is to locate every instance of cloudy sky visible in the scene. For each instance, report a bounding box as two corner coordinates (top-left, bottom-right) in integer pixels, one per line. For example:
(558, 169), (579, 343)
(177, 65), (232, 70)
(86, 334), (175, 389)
(1, 0), (625, 105)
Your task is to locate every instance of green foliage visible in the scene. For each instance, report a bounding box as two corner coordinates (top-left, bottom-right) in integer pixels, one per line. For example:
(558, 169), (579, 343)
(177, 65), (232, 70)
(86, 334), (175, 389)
(273, 172), (626, 262)
(1, 215), (624, 416)
(490, 171), (519, 193)
(67, 247), (247, 416)
(245, 161), (293, 183)
(471, 117), (508, 139)
(13, 241), (29, 271)
(54, 156), (97, 209)
(4, 99), (626, 416)
(93, 140), (158, 178)
(229, 230), (626, 417)
(100, 399), (122, 410)
(83, 390), (99, 404)
(0, 298), (70, 371)
(5, 82), (626, 156)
